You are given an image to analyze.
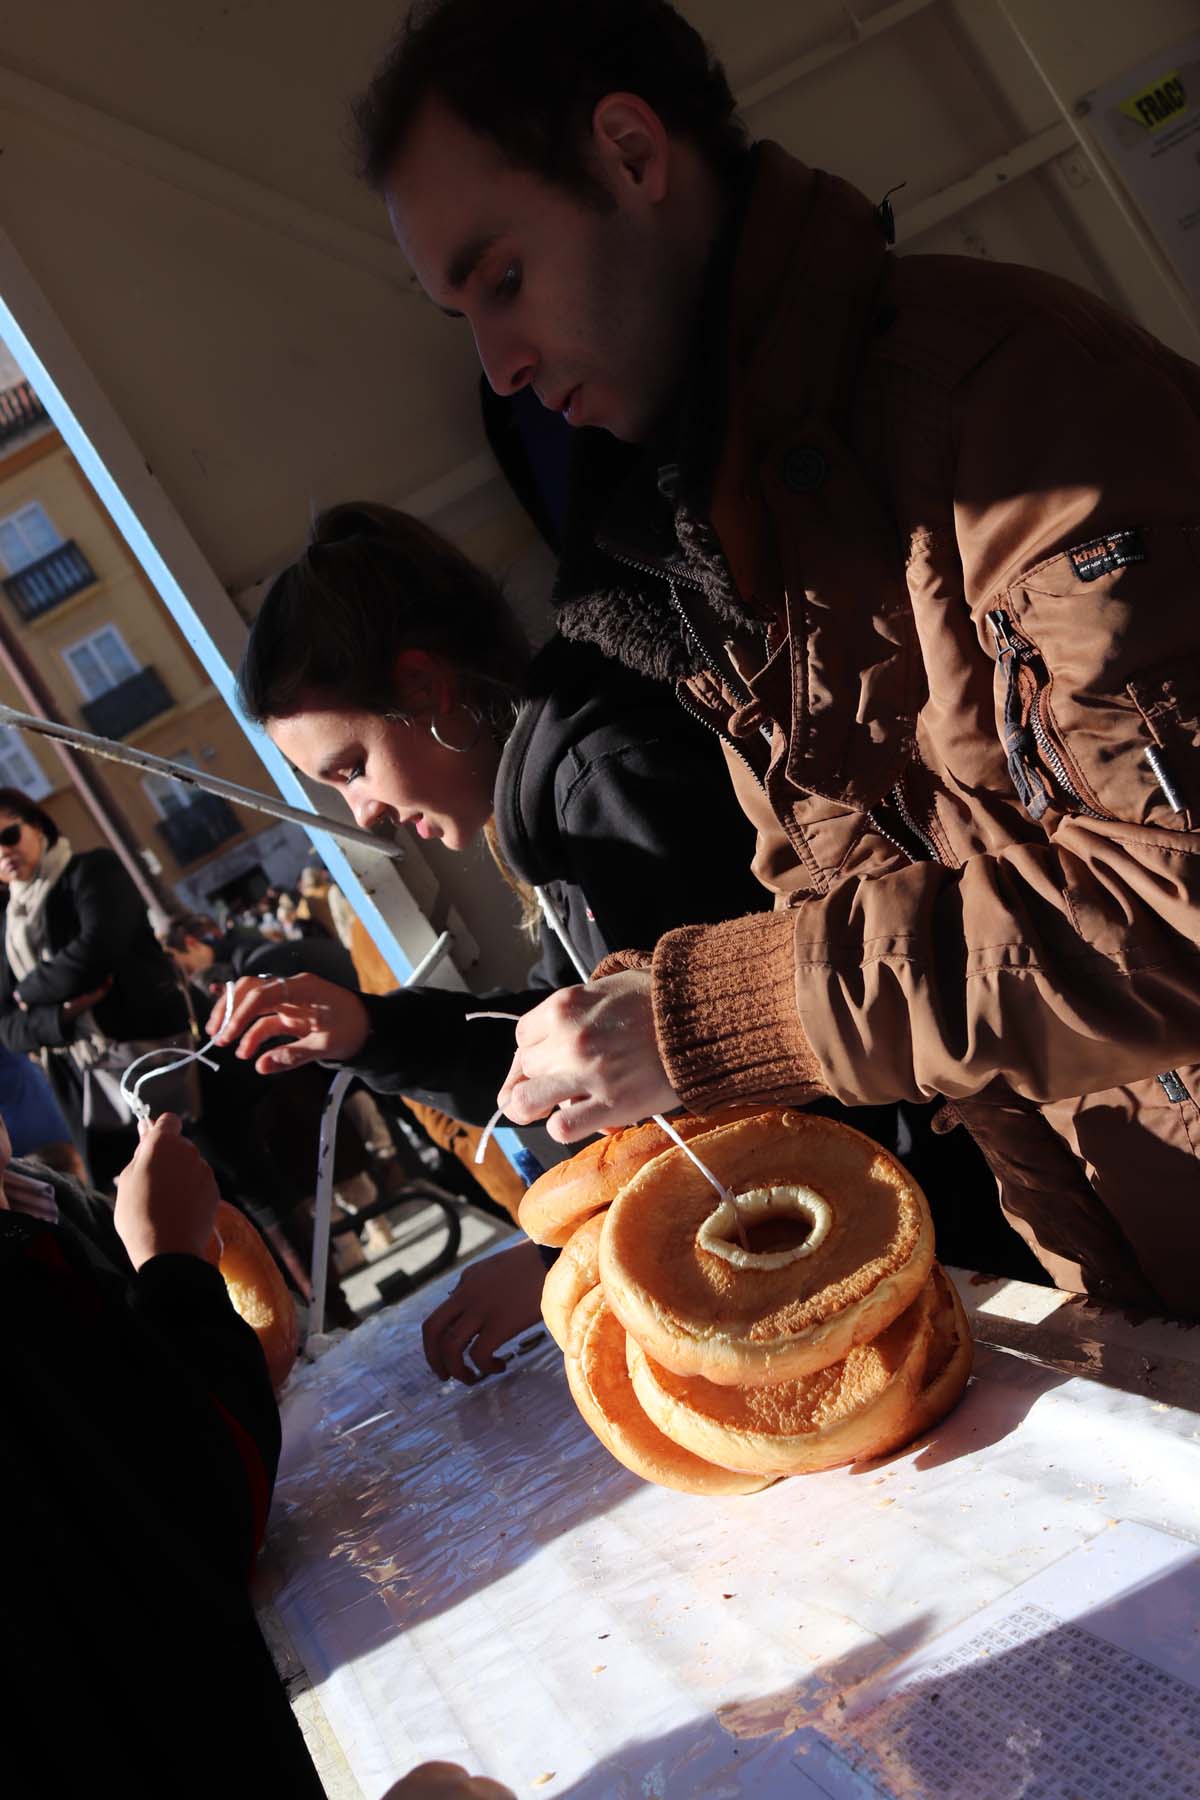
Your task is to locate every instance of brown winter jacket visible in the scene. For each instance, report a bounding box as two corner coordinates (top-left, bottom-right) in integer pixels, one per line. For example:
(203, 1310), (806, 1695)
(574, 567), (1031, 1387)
(557, 144), (1200, 1316)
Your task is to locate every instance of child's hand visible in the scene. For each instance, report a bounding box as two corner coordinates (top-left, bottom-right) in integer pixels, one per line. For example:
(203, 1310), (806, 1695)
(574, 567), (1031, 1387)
(381, 1762), (515, 1799)
(114, 1114), (221, 1271)
(420, 1240), (546, 1385)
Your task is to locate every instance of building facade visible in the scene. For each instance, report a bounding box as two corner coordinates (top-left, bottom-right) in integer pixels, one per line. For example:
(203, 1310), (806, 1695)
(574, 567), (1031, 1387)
(0, 346), (311, 917)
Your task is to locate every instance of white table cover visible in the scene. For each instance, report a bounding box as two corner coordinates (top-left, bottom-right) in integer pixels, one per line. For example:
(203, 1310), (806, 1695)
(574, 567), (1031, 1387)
(264, 1271), (1200, 1798)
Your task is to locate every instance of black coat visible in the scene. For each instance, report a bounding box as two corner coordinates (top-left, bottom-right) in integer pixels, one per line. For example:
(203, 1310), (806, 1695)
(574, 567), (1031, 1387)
(349, 634), (770, 1124)
(0, 848), (187, 1055)
(0, 1204), (323, 1798)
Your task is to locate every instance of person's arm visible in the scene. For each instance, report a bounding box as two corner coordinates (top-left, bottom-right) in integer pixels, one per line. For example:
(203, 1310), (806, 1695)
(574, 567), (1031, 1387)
(500, 323), (1200, 1132)
(13, 852), (141, 1006)
(206, 971), (548, 1128)
(115, 1118), (281, 1528)
(0, 996), (70, 1054)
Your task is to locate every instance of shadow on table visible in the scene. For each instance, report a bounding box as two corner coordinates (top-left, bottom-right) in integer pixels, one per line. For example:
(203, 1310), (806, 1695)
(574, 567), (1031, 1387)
(554, 1556), (1200, 1798)
(849, 1338), (1072, 1478)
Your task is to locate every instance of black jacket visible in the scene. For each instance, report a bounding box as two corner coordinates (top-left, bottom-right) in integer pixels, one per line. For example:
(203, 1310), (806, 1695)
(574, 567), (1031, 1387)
(350, 634), (769, 1123)
(0, 848), (187, 1055)
(208, 923), (359, 991)
(0, 1201), (325, 1798)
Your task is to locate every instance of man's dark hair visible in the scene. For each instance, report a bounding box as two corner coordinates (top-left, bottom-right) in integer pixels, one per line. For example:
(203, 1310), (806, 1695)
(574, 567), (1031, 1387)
(0, 787), (60, 847)
(162, 913), (217, 952)
(353, 0), (748, 201)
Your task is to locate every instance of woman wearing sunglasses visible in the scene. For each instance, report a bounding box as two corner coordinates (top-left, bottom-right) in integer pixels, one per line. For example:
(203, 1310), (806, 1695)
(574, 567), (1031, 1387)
(0, 788), (190, 1183)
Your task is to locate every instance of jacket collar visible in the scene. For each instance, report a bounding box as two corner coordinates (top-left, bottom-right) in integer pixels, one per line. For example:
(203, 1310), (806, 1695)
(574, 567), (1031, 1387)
(554, 145), (895, 685)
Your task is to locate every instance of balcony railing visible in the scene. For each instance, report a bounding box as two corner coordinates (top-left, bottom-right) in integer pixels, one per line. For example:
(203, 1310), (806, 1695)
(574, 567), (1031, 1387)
(81, 666), (173, 739)
(155, 792), (243, 867)
(4, 540), (97, 620)
(0, 379), (48, 451)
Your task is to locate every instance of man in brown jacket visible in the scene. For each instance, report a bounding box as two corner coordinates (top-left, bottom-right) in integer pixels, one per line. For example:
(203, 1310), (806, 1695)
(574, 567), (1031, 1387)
(363, 0), (1200, 1314)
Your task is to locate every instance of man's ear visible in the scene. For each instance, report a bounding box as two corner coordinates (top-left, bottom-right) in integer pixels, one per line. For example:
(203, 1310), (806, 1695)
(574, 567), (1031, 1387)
(591, 93), (671, 205)
(392, 649), (455, 716)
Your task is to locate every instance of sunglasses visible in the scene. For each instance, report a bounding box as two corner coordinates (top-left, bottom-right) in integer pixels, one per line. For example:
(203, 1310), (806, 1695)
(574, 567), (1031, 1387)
(0, 824), (25, 849)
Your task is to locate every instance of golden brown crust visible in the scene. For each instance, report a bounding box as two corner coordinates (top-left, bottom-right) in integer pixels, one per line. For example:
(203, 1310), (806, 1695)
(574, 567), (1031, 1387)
(215, 1199), (299, 1390)
(540, 1212), (606, 1350)
(517, 1106), (768, 1246)
(601, 1110), (934, 1385)
(626, 1276), (936, 1475)
(563, 1287), (772, 1497)
(866, 1266), (974, 1459)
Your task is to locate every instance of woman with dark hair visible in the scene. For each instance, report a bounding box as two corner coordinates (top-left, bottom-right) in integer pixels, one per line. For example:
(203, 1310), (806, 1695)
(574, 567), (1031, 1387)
(211, 500), (774, 1377)
(0, 787), (190, 1184)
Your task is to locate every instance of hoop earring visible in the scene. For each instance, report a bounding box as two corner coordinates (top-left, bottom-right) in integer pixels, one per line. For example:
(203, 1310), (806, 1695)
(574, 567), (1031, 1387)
(430, 703), (482, 754)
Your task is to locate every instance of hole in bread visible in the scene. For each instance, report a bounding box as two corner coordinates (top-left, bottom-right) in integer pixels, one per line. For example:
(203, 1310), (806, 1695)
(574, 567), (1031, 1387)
(742, 1214), (813, 1255)
(697, 1185), (832, 1271)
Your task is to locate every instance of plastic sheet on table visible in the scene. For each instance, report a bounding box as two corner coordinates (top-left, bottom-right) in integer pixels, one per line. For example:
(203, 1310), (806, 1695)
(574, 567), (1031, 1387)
(262, 1269), (1200, 1799)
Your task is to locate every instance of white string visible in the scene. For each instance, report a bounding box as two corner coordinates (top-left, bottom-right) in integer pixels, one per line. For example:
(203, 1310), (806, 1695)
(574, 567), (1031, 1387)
(118, 979), (237, 1124)
(497, 887), (733, 1210)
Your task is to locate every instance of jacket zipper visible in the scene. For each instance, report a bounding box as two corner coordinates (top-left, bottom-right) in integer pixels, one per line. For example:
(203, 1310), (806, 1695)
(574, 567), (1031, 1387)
(890, 779), (942, 862)
(604, 546), (767, 788)
(987, 610), (1111, 822)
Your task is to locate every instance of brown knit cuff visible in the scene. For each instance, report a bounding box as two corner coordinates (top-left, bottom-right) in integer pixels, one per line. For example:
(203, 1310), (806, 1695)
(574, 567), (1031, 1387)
(591, 948), (653, 981)
(650, 911), (827, 1112)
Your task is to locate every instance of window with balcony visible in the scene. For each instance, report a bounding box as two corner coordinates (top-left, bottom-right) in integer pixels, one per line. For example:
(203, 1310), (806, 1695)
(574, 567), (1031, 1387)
(63, 625), (173, 739)
(64, 624), (139, 699)
(0, 503), (99, 622)
(143, 756), (242, 865)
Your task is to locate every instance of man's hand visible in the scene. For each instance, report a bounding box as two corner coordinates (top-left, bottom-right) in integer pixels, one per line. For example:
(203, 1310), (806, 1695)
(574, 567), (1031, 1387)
(62, 976), (114, 1021)
(380, 1763), (515, 1800)
(207, 972), (370, 1073)
(421, 1240), (546, 1385)
(496, 971), (676, 1143)
(113, 1113), (221, 1270)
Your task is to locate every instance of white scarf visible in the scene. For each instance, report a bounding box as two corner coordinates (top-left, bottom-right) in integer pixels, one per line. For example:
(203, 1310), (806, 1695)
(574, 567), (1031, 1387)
(5, 836), (73, 984)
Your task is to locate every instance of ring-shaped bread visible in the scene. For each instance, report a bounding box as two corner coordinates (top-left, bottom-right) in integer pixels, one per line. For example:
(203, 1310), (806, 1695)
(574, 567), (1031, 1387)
(600, 1110), (934, 1386)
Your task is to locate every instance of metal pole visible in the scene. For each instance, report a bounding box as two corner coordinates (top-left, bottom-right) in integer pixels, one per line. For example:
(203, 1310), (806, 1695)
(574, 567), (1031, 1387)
(0, 702), (404, 860)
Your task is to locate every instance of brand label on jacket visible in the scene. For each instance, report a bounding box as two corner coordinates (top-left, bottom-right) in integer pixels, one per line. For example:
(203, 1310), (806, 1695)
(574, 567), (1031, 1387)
(1069, 529), (1147, 583)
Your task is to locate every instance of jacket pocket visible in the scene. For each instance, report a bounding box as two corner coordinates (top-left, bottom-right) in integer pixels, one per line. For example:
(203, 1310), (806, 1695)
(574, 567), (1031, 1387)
(985, 524), (1200, 832)
(986, 607), (1113, 823)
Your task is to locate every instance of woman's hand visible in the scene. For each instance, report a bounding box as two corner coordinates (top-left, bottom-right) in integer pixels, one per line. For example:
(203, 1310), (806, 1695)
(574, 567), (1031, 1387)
(206, 972), (371, 1073)
(114, 1114), (221, 1270)
(420, 1240), (546, 1385)
(496, 971), (677, 1143)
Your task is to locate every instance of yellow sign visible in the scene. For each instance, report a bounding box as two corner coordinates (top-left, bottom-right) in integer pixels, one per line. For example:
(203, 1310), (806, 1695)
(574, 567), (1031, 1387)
(1118, 70), (1188, 133)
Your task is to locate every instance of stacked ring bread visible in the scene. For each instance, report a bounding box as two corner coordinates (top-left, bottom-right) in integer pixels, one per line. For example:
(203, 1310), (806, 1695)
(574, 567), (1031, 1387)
(212, 1199), (300, 1390)
(519, 1109), (971, 1494)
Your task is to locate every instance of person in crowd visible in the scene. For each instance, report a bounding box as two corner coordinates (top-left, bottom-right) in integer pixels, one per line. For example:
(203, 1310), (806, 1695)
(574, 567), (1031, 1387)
(352, 0), (1200, 1317)
(0, 787), (190, 1188)
(0, 1105), (325, 1797)
(204, 498), (774, 1379)
(163, 905), (358, 989)
(162, 905), (376, 1317)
